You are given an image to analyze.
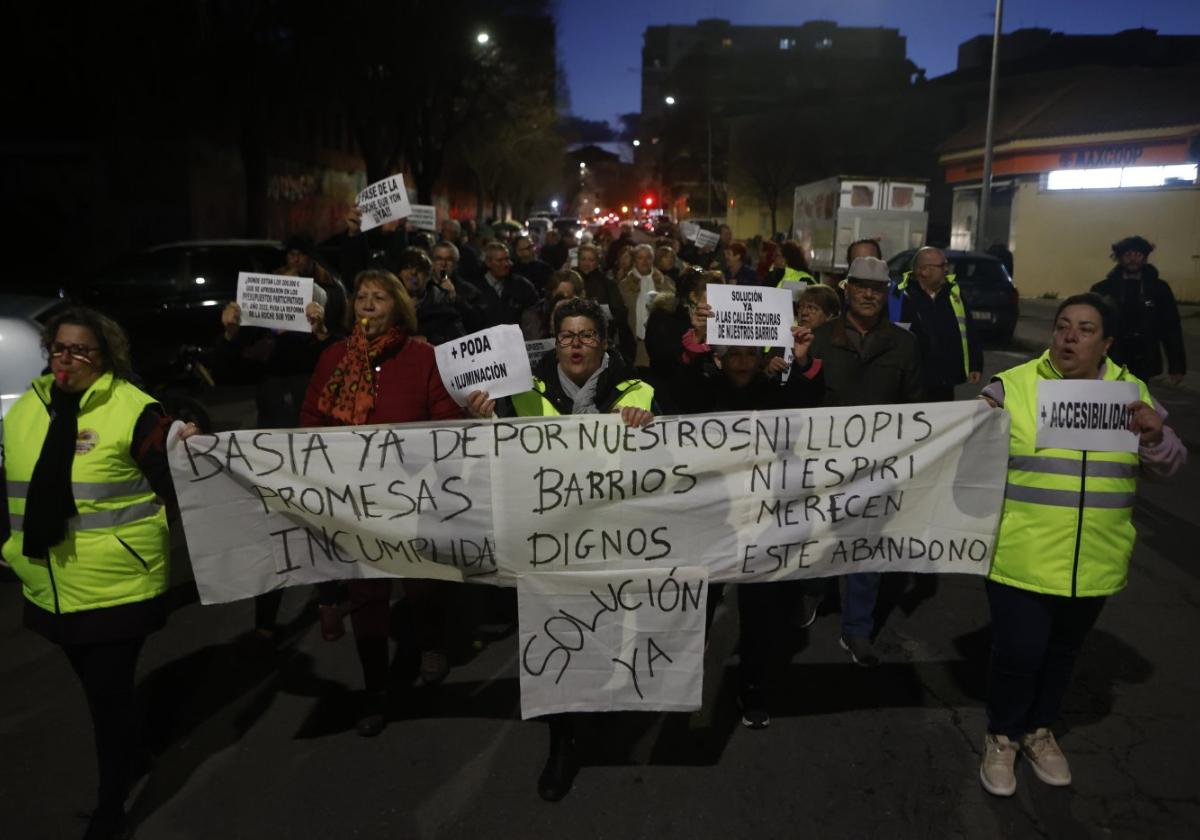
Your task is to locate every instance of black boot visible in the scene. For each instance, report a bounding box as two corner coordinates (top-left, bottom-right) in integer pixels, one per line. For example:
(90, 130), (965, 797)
(356, 691), (387, 738)
(537, 715), (578, 802)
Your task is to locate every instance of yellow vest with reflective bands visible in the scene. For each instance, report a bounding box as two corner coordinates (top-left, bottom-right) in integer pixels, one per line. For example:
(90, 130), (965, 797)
(778, 267), (816, 291)
(2, 372), (169, 613)
(989, 351), (1149, 597)
(898, 271), (971, 378)
(510, 377), (654, 417)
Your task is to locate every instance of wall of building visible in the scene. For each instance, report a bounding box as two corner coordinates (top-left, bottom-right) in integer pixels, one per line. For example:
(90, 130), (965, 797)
(1011, 181), (1200, 299)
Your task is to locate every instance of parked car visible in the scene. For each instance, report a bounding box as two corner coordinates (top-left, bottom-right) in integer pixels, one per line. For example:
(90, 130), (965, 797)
(553, 216), (583, 242)
(887, 249), (1019, 343)
(526, 217), (552, 246)
(69, 239), (290, 381)
(0, 294), (68, 418)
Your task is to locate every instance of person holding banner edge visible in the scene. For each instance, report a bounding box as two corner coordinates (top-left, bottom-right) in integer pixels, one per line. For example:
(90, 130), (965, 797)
(464, 297), (655, 802)
(976, 292), (1184, 797)
(299, 269), (464, 736)
(2, 307), (200, 840)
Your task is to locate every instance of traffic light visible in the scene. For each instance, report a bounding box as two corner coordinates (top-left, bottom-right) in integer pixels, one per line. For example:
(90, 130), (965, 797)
(643, 194), (655, 208)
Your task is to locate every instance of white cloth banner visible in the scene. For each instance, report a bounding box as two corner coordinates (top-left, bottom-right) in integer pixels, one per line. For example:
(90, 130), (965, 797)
(408, 204), (437, 232)
(518, 567), (708, 718)
(236, 273), (314, 332)
(705, 284), (793, 347)
(357, 175), (412, 232)
(168, 400), (1009, 605)
(1036, 379), (1140, 453)
(434, 325), (534, 407)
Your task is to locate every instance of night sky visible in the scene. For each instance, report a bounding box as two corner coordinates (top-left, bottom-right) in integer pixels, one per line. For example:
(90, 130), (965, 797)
(558, 0), (1200, 129)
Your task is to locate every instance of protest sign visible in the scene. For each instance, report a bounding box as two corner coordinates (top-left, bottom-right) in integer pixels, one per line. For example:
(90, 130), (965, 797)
(679, 221), (700, 242)
(694, 229), (721, 250)
(357, 175), (412, 232)
(409, 204), (437, 232)
(236, 273), (314, 332)
(169, 400), (1008, 604)
(525, 338), (556, 370)
(435, 325), (534, 407)
(1036, 379), (1140, 453)
(634, 275), (656, 339)
(518, 567), (708, 718)
(569, 247), (579, 268)
(705, 284), (793, 347)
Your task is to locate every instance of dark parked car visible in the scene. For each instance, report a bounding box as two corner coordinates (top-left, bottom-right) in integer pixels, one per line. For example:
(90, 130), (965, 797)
(70, 240), (292, 379)
(887, 249), (1019, 343)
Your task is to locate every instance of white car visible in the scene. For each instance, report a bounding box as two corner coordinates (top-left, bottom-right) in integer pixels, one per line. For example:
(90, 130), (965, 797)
(1, 295), (64, 418)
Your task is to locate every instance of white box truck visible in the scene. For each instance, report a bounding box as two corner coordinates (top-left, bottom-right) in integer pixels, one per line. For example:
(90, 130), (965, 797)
(792, 176), (929, 276)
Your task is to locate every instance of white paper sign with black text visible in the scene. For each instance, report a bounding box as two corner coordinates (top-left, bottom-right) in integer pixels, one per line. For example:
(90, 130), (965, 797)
(236, 273), (314, 332)
(357, 175), (412, 232)
(1035, 379), (1140, 453)
(435, 324), (534, 407)
(705, 284), (793, 347)
(518, 567), (708, 718)
(525, 338), (556, 370)
(409, 204), (437, 232)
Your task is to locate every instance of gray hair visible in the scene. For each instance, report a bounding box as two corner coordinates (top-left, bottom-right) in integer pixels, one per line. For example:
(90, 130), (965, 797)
(433, 240), (460, 263)
(633, 243), (654, 260)
(442, 218), (462, 236)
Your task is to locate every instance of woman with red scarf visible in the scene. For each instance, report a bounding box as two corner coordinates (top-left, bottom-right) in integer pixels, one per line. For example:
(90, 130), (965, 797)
(301, 269), (462, 736)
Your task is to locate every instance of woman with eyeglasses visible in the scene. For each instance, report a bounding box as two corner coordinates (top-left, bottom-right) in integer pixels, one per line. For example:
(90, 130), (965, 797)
(464, 297), (655, 802)
(2, 307), (197, 840)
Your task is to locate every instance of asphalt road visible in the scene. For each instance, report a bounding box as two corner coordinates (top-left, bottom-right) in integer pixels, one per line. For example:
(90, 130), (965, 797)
(2, 301), (1198, 840)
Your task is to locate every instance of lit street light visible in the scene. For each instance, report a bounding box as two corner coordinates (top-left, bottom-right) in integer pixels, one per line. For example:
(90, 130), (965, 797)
(579, 161), (586, 170)
(664, 95), (676, 106)
(550, 199), (559, 210)
(476, 32), (490, 45)
(632, 139), (641, 147)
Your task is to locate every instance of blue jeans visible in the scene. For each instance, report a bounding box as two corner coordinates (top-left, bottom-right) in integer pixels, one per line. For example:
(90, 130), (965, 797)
(841, 572), (881, 639)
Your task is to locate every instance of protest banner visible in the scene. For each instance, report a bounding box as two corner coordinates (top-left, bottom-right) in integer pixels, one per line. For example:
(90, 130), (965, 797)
(357, 175), (412, 232)
(525, 338), (556, 370)
(236, 273), (314, 332)
(518, 567), (708, 718)
(434, 325), (534, 407)
(409, 204), (437, 232)
(1036, 379), (1140, 453)
(705, 284), (793, 347)
(168, 400), (1009, 604)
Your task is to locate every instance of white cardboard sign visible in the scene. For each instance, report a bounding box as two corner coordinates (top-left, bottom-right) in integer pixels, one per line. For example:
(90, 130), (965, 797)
(1035, 379), (1140, 453)
(679, 221), (700, 242)
(525, 338), (556, 370)
(235, 273), (314, 332)
(518, 567), (708, 718)
(357, 175), (412, 232)
(694, 229), (721, 250)
(705, 284), (793, 347)
(409, 204), (437, 232)
(568, 247), (579, 267)
(435, 324), (534, 407)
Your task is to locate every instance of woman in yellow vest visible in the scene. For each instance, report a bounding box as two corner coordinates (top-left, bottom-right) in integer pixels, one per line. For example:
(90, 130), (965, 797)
(977, 293), (1185, 797)
(465, 297), (654, 802)
(2, 307), (195, 840)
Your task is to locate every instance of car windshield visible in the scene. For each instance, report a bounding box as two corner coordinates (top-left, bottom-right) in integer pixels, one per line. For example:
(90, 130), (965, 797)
(948, 257), (1009, 284)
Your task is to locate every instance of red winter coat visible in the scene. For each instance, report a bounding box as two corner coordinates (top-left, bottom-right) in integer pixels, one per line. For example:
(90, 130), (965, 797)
(300, 335), (462, 427)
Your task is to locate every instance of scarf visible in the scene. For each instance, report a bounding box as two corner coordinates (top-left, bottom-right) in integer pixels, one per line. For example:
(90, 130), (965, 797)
(23, 386), (84, 560)
(316, 325), (406, 425)
(558, 355), (610, 414)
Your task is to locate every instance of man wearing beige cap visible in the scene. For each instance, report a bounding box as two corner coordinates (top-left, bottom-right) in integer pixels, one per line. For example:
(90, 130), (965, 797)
(792, 256), (924, 666)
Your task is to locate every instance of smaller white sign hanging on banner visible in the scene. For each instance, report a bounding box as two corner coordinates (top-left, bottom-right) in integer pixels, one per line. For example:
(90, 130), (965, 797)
(518, 567), (708, 719)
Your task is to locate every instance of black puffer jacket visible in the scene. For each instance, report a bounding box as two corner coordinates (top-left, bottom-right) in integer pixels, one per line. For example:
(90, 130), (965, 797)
(1091, 264), (1186, 380)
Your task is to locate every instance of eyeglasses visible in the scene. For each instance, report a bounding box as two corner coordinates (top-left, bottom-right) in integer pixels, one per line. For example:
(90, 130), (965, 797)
(47, 342), (100, 359)
(556, 329), (601, 347)
(917, 262), (948, 271)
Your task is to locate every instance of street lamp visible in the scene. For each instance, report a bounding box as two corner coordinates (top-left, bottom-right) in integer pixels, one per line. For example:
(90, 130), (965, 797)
(664, 95), (676, 106)
(550, 199), (559, 211)
(662, 95), (714, 217)
(976, 0), (1004, 251)
(476, 32), (490, 45)
(632, 139), (641, 147)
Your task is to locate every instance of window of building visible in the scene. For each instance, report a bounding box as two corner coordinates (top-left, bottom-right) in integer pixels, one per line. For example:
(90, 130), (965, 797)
(1044, 163), (1198, 190)
(779, 38), (795, 50)
(721, 37), (733, 48)
(815, 37), (833, 50)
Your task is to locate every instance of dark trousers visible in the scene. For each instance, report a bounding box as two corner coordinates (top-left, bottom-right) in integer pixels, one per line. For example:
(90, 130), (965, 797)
(63, 636), (146, 818)
(253, 581), (341, 632)
(737, 581), (811, 690)
(985, 580), (1105, 739)
(924, 384), (958, 403)
(348, 578), (450, 693)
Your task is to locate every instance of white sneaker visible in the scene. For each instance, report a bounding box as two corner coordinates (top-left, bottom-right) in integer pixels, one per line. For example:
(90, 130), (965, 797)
(979, 733), (1018, 797)
(1021, 728), (1071, 786)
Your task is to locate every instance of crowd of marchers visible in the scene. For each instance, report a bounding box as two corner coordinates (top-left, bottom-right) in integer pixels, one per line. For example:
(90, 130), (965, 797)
(1, 211), (1189, 836)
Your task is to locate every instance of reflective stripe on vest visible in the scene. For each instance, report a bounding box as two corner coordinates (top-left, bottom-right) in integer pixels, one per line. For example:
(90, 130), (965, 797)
(9, 500), (163, 532)
(511, 376), (655, 417)
(988, 351), (1149, 597)
(6, 477), (152, 500)
(893, 271), (970, 377)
